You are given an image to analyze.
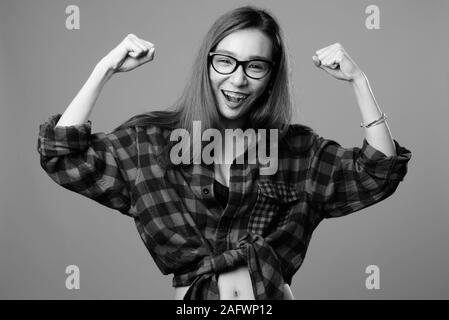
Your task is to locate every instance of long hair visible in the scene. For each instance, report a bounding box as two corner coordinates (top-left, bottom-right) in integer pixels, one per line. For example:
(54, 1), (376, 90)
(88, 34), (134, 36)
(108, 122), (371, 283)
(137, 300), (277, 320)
(115, 6), (293, 135)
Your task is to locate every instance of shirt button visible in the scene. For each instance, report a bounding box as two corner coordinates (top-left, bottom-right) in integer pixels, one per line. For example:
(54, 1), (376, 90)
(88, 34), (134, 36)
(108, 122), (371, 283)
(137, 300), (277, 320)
(202, 188), (209, 195)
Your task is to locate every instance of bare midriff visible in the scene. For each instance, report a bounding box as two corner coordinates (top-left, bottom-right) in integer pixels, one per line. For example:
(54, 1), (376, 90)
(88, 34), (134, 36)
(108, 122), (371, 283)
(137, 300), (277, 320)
(174, 265), (294, 300)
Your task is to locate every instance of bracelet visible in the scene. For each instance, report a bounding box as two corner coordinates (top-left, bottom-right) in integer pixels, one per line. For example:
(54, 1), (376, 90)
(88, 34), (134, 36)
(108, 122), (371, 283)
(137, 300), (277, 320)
(360, 112), (387, 128)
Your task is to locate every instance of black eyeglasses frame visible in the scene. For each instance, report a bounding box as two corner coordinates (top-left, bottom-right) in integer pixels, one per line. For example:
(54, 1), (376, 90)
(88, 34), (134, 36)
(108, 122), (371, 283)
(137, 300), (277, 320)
(208, 52), (274, 80)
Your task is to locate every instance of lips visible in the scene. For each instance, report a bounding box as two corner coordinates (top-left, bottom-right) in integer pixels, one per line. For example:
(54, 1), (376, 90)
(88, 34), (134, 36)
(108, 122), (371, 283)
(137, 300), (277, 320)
(221, 90), (249, 103)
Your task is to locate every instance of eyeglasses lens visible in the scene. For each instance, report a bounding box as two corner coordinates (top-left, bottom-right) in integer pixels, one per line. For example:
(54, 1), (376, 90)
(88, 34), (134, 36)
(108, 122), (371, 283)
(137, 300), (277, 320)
(211, 55), (270, 79)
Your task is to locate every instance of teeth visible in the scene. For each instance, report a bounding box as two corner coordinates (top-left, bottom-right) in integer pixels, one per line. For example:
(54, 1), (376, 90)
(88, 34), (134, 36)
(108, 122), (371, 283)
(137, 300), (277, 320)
(222, 90), (248, 103)
(226, 92), (247, 99)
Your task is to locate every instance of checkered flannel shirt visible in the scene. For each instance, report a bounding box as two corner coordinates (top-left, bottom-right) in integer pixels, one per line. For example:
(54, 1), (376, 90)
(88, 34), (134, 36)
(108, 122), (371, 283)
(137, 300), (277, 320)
(37, 113), (411, 299)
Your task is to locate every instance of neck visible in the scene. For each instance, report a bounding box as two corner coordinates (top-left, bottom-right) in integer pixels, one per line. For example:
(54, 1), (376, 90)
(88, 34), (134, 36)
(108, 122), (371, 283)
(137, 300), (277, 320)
(217, 115), (250, 131)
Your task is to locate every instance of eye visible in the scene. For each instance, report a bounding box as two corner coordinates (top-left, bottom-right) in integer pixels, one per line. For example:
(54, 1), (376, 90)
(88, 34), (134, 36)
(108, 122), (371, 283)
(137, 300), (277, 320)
(216, 57), (233, 65)
(247, 62), (268, 71)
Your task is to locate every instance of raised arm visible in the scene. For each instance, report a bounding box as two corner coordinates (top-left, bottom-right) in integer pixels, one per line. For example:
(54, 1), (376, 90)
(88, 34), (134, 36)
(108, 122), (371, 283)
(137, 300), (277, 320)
(350, 73), (396, 156)
(307, 43), (411, 219)
(38, 34), (155, 216)
(313, 42), (395, 157)
(56, 33), (155, 127)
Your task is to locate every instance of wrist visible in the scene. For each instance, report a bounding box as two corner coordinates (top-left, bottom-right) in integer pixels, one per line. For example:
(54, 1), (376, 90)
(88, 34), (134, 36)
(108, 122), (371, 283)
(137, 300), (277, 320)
(350, 71), (366, 86)
(94, 58), (115, 81)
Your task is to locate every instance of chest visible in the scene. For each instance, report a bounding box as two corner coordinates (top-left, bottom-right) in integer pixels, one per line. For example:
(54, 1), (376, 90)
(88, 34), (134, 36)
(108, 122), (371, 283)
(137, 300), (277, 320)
(214, 163), (231, 187)
(213, 134), (258, 188)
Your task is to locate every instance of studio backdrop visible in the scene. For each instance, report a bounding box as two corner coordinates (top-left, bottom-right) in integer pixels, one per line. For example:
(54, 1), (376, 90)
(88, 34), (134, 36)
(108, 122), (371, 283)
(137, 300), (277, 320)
(0, 0), (448, 299)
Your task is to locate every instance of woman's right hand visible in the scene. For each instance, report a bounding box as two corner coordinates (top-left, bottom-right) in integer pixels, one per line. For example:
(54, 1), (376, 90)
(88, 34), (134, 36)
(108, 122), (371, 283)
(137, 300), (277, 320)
(100, 33), (155, 74)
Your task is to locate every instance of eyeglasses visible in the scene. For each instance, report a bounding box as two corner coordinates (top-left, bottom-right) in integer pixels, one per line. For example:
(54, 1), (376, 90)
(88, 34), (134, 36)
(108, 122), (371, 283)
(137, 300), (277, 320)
(208, 53), (274, 80)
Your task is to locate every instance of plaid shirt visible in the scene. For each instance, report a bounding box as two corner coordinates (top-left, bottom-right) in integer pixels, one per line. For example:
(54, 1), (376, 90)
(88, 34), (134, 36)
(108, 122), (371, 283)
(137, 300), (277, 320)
(37, 114), (411, 300)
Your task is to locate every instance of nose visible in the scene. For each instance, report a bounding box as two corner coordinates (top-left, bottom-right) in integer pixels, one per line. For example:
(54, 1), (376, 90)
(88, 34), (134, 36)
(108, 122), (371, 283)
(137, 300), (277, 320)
(229, 65), (248, 87)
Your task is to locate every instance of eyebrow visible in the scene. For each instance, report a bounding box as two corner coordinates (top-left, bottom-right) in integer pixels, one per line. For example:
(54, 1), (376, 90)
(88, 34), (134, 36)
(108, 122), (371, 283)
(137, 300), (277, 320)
(214, 49), (271, 61)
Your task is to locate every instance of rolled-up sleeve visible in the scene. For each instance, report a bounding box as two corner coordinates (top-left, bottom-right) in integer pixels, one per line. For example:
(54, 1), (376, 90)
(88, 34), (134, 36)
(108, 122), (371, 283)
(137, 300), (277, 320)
(37, 114), (138, 217)
(306, 134), (412, 219)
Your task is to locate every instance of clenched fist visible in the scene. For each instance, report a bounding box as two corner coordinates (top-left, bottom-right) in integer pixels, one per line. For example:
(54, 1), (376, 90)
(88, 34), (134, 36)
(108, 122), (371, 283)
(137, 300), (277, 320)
(100, 33), (155, 73)
(312, 43), (364, 81)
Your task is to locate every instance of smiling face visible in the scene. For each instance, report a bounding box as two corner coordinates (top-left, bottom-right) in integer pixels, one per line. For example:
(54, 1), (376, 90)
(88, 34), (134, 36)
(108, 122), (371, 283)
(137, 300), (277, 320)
(209, 28), (273, 128)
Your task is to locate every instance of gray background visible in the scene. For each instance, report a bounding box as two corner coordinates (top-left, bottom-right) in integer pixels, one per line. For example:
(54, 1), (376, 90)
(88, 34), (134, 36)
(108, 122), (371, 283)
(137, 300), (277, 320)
(0, 0), (448, 299)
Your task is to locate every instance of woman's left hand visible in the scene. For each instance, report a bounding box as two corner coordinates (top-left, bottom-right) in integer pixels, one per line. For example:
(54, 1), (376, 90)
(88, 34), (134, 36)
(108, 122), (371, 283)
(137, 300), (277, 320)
(312, 43), (364, 81)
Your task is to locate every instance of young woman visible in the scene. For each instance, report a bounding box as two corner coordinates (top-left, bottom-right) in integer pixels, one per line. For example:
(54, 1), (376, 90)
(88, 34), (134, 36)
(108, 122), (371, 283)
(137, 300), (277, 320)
(37, 6), (411, 300)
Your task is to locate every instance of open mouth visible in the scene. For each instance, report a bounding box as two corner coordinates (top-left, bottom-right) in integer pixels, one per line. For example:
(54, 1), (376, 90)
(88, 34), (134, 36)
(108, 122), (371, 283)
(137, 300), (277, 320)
(221, 90), (249, 104)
